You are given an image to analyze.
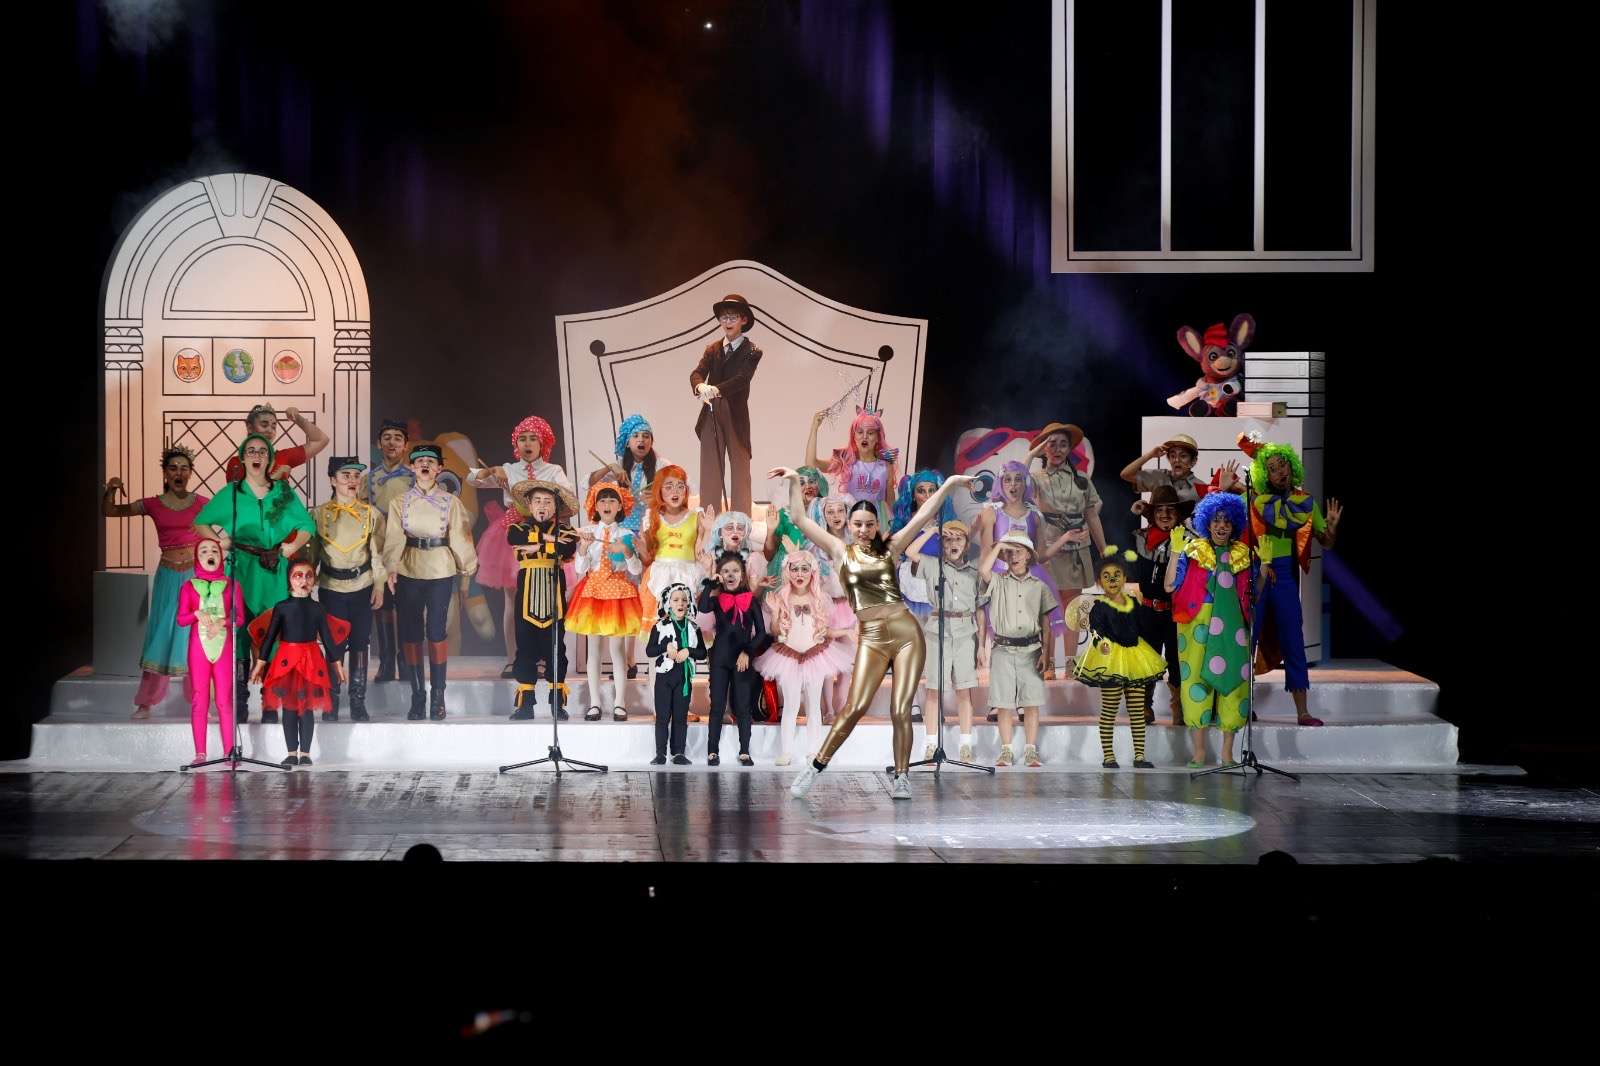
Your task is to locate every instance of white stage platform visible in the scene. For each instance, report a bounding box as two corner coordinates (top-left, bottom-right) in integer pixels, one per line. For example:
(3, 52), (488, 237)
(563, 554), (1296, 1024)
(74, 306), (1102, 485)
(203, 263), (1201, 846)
(21, 658), (1453, 773)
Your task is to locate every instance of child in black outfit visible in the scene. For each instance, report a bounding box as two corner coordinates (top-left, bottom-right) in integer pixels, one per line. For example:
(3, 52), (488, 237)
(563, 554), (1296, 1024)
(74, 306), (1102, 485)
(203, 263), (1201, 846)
(646, 582), (707, 765)
(696, 551), (770, 765)
(250, 560), (348, 767)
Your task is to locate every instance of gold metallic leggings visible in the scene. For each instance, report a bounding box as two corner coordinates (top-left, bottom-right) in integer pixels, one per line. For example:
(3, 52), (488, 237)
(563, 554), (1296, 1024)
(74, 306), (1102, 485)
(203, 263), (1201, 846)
(817, 606), (926, 774)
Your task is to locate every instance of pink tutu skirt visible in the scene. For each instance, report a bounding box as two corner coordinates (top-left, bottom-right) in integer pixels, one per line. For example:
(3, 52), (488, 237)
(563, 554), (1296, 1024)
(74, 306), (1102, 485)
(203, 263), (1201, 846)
(755, 636), (855, 687)
(475, 501), (517, 590)
(828, 596), (857, 636)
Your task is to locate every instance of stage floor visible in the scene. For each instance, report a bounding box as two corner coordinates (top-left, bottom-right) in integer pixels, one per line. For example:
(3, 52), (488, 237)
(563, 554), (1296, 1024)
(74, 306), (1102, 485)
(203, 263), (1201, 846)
(31, 657), (1457, 772)
(2, 768), (1593, 863)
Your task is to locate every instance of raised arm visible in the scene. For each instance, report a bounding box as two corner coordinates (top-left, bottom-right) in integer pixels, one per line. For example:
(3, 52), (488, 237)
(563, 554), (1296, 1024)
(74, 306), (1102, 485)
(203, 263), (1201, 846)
(102, 478), (144, 519)
(977, 540), (1005, 586)
(804, 410), (831, 473)
(769, 468), (843, 566)
(887, 475), (976, 559)
(289, 407), (329, 461)
(1121, 444), (1165, 486)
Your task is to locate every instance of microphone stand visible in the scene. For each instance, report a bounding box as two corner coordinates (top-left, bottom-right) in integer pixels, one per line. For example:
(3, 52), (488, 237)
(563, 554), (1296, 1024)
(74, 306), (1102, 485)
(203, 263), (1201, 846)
(182, 479), (289, 772)
(500, 525), (607, 775)
(892, 531), (992, 776)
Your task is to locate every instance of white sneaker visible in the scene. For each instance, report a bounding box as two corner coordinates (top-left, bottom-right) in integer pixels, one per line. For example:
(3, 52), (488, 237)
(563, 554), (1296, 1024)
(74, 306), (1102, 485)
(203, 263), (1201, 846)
(775, 753), (792, 767)
(958, 742), (974, 761)
(923, 739), (936, 761)
(890, 774), (912, 801)
(789, 765), (820, 798)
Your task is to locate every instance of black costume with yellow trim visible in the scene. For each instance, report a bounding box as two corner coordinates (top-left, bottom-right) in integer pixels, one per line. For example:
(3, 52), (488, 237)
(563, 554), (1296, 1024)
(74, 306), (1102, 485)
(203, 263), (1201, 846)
(506, 516), (577, 710)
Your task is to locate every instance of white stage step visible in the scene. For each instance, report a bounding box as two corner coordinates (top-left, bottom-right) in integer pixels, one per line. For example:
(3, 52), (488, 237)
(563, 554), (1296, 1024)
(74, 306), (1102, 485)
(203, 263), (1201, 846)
(20, 659), (1453, 772)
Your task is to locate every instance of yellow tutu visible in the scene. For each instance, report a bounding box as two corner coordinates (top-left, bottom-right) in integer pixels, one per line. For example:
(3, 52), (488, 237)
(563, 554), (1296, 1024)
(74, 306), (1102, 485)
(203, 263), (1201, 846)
(1073, 595), (1167, 688)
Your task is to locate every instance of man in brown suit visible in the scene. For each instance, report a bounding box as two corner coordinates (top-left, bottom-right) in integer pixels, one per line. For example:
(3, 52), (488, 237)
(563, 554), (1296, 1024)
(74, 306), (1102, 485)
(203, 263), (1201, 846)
(689, 293), (763, 514)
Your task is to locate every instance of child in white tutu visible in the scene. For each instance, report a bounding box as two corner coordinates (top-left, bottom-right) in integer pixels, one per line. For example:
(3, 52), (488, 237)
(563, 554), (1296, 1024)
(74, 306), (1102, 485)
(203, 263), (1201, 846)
(755, 550), (854, 766)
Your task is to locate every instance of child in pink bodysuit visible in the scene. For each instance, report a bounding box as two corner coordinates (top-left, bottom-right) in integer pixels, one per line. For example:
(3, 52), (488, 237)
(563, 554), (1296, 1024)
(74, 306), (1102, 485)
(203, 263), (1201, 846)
(176, 538), (245, 765)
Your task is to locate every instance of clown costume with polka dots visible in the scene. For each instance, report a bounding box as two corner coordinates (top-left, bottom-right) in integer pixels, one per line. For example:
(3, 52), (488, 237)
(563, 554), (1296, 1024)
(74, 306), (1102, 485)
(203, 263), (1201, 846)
(1164, 491), (1256, 769)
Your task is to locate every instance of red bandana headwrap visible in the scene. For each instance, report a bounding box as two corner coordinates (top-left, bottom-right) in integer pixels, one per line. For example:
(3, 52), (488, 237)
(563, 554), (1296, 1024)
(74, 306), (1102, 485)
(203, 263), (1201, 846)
(1203, 323), (1230, 349)
(511, 415), (555, 460)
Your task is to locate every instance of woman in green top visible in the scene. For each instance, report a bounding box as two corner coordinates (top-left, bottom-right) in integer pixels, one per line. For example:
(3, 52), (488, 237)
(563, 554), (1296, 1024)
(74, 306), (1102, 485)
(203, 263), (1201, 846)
(194, 434), (315, 722)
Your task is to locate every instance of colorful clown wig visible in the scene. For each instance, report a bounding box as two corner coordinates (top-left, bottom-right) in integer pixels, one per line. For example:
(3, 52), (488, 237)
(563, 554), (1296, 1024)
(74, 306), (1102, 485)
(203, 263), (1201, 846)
(1248, 441), (1305, 494)
(1192, 490), (1248, 542)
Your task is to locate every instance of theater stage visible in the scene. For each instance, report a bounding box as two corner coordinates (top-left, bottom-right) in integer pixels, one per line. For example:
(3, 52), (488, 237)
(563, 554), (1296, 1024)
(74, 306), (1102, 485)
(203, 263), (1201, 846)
(30, 658), (1452, 773)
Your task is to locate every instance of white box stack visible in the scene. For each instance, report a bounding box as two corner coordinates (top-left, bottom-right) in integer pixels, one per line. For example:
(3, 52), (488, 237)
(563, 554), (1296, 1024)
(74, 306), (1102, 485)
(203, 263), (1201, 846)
(1245, 351), (1324, 416)
(1138, 415), (1325, 665)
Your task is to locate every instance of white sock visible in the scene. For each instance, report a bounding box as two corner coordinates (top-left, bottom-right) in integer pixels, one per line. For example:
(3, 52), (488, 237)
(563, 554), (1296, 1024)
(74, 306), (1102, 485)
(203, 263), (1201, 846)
(960, 733), (973, 749)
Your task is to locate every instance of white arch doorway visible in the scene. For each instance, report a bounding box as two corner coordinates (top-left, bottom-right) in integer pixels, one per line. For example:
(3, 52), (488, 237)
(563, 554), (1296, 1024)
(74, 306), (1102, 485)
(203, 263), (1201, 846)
(101, 173), (370, 571)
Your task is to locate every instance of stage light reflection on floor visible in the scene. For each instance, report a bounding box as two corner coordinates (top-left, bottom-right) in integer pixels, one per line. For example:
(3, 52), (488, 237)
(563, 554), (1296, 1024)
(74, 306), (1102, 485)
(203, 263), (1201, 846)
(809, 798), (1257, 850)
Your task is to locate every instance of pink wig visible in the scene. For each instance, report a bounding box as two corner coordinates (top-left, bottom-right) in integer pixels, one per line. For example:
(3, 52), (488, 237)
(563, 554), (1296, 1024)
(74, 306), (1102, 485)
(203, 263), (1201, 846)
(770, 548), (825, 622)
(827, 410), (894, 480)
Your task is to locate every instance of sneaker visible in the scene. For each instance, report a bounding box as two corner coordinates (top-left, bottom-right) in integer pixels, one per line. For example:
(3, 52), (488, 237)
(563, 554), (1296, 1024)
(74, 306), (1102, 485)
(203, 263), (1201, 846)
(775, 754), (792, 767)
(995, 745), (1014, 768)
(911, 705), (923, 723)
(958, 742), (974, 761)
(649, 754), (667, 766)
(509, 706), (536, 721)
(890, 775), (912, 801)
(789, 765), (820, 798)
(671, 754), (691, 766)
(1102, 756), (1119, 769)
(298, 755), (313, 767)
(923, 740), (936, 761)
(279, 755), (298, 769)
(1133, 758), (1155, 769)
(1022, 744), (1041, 768)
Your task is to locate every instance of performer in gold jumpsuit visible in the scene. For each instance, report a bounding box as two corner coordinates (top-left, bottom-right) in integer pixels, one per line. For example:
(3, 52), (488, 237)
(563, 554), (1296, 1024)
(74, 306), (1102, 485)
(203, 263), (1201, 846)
(770, 466), (977, 801)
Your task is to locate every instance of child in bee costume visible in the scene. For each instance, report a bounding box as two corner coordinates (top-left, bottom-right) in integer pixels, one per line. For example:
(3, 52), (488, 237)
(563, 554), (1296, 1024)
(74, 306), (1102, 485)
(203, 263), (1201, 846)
(1071, 547), (1168, 769)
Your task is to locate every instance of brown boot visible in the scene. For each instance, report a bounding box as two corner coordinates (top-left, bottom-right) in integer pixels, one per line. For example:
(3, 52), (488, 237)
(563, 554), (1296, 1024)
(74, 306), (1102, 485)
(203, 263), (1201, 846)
(1169, 685), (1183, 726)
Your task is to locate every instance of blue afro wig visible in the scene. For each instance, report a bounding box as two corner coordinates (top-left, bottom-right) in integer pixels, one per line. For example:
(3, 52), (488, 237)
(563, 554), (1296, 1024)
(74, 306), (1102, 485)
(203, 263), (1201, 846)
(1192, 491), (1247, 541)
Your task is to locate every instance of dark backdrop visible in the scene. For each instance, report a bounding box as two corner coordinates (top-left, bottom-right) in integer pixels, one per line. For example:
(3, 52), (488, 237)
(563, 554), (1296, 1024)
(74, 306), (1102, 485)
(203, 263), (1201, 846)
(13, 2), (1567, 768)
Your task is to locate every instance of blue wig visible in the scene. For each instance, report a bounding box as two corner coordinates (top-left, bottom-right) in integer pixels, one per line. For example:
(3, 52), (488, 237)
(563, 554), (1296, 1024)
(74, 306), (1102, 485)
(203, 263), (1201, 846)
(709, 510), (753, 557)
(1192, 491), (1247, 542)
(890, 469), (954, 535)
(614, 413), (652, 460)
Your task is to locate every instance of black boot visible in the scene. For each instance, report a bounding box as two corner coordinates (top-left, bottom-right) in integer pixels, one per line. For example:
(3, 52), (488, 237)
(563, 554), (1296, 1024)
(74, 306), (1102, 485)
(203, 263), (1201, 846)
(374, 612), (398, 683)
(429, 645), (448, 720)
(405, 643), (426, 720)
(510, 684), (536, 720)
(325, 655), (342, 722)
(235, 648), (251, 724)
(348, 651), (370, 722)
